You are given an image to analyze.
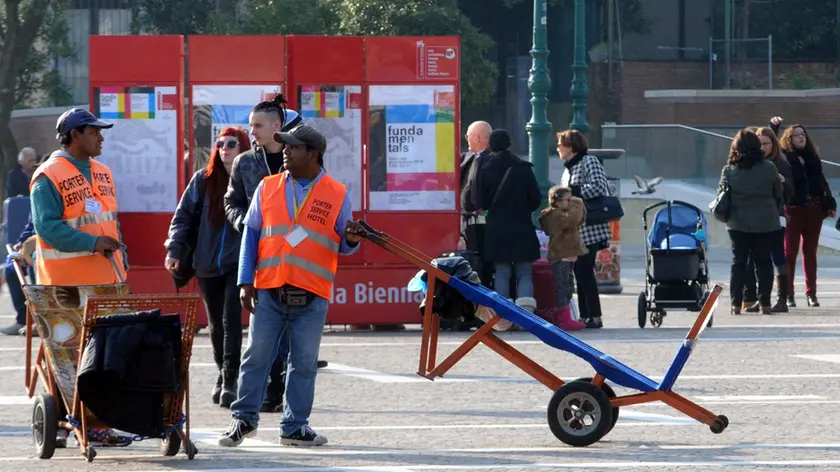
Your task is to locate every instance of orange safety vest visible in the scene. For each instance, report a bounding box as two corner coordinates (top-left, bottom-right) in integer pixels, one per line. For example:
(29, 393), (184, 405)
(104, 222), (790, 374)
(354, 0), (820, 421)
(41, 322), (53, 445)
(30, 153), (126, 286)
(254, 172), (346, 299)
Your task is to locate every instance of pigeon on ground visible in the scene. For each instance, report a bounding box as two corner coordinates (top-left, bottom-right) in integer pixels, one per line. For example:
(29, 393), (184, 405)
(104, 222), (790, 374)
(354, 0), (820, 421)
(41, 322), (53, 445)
(632, 174), (663, 195)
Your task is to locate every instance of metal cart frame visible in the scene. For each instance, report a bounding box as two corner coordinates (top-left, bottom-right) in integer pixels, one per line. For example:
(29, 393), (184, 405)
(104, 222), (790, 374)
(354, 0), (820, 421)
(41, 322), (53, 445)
(354, 220), (729, 447)
(13, 257), (202, 462)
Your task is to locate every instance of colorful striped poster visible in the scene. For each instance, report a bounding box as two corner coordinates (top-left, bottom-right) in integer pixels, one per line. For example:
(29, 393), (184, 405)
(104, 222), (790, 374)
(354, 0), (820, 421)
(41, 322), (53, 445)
(95, 86), (157, 120)
(300, 86), (346, 118)
(91, 86), (179, 212)
(368, 85), (457, 211)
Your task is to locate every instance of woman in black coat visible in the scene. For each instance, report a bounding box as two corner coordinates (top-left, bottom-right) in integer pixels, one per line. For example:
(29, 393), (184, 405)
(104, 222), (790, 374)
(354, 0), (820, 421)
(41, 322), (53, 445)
(473, 129), (542, 312)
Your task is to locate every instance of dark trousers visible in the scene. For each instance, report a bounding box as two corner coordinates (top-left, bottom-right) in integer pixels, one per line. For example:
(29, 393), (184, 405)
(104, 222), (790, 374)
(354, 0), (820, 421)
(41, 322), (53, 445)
(729, 230), (774, 307)
(4, 263), (26, 325)
(785, 206), (823, 297)
(573, 243), (603, 319)
(742, 227), (787, 302)
(197, 273), (244, 374)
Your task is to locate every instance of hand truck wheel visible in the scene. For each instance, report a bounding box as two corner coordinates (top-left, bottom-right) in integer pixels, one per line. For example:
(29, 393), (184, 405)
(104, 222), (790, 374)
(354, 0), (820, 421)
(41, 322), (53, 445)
(32, 393), (58, 460)
(547, 380), (614, 447)
(710, 415), (729, 434)
(160, 429), (182, 456)
(575, 377), (619, 434)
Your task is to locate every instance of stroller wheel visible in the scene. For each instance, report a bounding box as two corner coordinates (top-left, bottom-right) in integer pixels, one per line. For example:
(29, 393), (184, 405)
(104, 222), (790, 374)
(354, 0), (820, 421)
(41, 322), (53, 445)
(637, 292), (647, 329)
(650, 311), (665, 328)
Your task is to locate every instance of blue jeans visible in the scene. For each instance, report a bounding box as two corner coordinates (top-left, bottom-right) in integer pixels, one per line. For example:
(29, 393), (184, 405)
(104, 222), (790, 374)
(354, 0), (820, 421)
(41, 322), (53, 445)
(4, 263), (26, 325)
(231, 289), (328, 435)
(493, 261), (534, 299)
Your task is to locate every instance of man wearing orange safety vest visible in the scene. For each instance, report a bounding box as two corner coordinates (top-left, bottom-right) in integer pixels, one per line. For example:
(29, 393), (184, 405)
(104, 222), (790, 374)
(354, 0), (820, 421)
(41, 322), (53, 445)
(31, 108), (127, 285)
(29, 107), (130, 448)
(219, 125), (363, 448)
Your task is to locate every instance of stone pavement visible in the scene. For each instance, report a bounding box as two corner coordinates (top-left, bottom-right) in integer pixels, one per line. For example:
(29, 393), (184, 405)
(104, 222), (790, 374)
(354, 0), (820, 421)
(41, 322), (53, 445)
(0, 247), (839, 471)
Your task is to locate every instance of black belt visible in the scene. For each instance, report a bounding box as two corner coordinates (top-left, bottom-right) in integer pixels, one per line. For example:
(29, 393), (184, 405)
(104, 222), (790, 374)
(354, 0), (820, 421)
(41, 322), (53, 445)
(269, 285), (313, 307)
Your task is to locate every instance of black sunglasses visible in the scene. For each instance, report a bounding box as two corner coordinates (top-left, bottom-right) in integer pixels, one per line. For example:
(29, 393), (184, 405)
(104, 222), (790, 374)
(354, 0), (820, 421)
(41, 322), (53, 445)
(216, 140), (239, 150)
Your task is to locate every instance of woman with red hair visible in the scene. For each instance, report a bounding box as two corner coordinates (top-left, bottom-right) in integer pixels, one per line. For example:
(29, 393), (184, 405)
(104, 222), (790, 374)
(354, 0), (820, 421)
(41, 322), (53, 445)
(165, 127), (251, 407)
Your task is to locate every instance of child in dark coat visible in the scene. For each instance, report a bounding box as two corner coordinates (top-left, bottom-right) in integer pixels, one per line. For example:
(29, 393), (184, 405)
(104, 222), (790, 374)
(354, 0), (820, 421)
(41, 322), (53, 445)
(539, 186), (588, 329)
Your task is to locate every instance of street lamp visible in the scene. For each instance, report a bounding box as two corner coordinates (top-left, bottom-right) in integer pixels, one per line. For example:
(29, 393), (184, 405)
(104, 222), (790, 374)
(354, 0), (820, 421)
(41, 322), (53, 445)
(526, 0), (553, 202)
(569, 0), (590, 134)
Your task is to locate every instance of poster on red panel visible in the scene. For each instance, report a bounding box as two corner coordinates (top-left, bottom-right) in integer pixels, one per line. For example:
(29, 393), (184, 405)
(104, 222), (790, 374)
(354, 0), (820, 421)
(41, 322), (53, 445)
(93, 86), (179, 212)
(191, 85), (282, 172)
(297, 85), (363, 212)
(368, 85), (457, 211)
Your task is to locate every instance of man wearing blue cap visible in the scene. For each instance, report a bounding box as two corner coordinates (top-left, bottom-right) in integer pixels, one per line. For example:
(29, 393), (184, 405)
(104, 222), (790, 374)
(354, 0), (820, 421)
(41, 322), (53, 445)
(31, 108), (129, 286)
(28, 107), (131, 447)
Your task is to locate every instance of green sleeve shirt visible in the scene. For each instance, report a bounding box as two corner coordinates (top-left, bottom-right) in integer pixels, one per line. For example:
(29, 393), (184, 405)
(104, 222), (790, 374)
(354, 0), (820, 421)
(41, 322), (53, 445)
(31, 155), (129, 270)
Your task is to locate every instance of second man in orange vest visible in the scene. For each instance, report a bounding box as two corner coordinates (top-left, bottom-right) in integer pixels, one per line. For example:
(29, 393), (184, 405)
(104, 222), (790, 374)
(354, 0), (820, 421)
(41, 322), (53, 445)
(218, 125), (362, 448)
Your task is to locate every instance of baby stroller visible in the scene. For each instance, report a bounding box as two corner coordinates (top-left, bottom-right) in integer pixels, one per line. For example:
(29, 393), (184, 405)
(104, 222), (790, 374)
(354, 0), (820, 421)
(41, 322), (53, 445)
(638, 200), (712, 328)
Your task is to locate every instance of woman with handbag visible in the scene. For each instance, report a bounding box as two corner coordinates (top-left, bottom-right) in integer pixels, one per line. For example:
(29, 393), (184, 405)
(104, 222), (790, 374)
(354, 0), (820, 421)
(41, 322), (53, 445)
(473, 129), (542, 314)
(739, 127), (793, 313)
(164, 127), (251, 407)
(716, 129), (784, 315)
(557, 129), (611, 329)
(777, 123), (836, 307)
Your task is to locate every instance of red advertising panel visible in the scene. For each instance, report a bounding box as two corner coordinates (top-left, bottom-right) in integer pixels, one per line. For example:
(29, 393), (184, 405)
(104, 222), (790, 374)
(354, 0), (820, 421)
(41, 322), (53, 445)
(89, 35), (185, 294)
(87, 34), (462, 327)
(363, 37), (461, 266)
(287, 36), (366, 266)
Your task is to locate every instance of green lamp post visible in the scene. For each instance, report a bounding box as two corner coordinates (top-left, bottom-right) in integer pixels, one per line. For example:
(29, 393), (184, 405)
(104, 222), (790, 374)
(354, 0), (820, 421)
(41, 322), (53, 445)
(569, 0), (590, 135)
(526, 0), (554, 205)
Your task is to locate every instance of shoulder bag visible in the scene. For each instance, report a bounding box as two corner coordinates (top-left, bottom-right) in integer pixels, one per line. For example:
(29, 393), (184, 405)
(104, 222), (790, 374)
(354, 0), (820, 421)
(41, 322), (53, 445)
(709, 171), (731, 223)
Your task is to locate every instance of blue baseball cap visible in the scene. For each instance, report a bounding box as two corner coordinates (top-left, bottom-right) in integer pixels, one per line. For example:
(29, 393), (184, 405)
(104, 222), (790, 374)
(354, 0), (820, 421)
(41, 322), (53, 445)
(56, 108), (113, 139)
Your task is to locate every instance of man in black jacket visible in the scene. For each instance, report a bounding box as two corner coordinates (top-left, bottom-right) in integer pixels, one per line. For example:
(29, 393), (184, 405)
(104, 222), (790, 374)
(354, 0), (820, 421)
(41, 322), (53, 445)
(223, 94), (315, 413)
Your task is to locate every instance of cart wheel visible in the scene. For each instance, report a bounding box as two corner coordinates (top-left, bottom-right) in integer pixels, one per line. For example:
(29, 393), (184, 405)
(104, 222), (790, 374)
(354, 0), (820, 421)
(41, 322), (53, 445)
(637, 292), (647, 329)
(84, 446), (96, 462)
(547, 380), (614, 447)
(160, 429), (182, 456)
(32, 393), (58, 460)
(710, 415), (729, 434)
(576, 377), (619, 434)
(650, 311), (664, 328)
(185, 440), (198, 460)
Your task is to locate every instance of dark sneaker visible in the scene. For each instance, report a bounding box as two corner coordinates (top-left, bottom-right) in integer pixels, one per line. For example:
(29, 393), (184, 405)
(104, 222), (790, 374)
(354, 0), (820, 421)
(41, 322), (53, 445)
(19, 326), (38, 337)
(218, 419), (256, 447)
(280, 426), (327, 447)
(211, 373), (222, 405)
(56, 430), (68, 448)
(260, 394), (283, 412)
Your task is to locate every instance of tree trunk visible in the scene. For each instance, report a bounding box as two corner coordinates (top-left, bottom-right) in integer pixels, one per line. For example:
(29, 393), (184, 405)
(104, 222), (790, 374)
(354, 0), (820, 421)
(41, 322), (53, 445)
(0, 0), (53, 204)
